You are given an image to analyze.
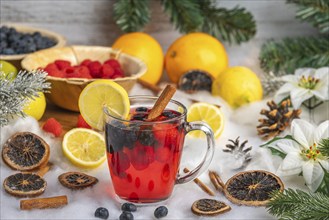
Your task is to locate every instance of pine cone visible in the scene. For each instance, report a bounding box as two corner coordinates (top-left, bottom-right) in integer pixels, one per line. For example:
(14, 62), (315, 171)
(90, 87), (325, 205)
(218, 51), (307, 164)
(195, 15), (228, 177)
(223, 137), (252, 169)
(257, 99), (301, 139)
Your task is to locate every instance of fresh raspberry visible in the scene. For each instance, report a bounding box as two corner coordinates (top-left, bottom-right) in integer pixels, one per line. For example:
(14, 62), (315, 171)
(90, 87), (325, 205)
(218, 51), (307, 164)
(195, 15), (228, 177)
(101, 63), (115, 79)
(80, 59), (92, 66)
(44, 63), (58, 72)
(77, 114), (91, 129)
(87, 61), (102, 78)
(75, 66), (92, 79)
(113, 67), (124, 77)
(104, 59), (121, 68)
(55, 60), (71, 70)
(44, 64), (65, 78)
(42, 118), (62, 137)
(129, 143), (155, 170)
(64, 66), (81, 78)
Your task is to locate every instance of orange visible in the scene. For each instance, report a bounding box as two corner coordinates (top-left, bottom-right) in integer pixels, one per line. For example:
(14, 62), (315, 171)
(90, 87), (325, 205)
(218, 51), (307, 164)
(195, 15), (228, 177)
(112, 32), (164, 85)
(165, 33), (228, 84)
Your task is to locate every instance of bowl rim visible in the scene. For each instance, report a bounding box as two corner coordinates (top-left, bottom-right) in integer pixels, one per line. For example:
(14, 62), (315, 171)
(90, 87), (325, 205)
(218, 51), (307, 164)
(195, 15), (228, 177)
(0, 23), (66, 60)
(21, 45), (147, 85)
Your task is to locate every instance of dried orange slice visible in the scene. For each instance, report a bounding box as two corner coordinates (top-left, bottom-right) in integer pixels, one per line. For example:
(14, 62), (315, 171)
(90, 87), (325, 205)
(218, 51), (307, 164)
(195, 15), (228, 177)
(3, 173), (46, 197)
(2, 132), (50, 171)
(191, 199), (231, 216)
(224, 170), (284, 206)
(58, 172), (98, 190)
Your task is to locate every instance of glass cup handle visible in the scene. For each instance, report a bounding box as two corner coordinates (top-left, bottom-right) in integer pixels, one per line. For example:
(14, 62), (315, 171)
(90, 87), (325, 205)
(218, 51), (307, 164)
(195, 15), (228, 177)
(176, 121), (215, 184)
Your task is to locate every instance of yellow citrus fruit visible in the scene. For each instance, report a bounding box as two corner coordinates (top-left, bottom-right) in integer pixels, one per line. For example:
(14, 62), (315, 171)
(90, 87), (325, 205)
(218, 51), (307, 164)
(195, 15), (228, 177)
(78, 80), (130, 131)
(0, 60), (17, 79)
(165, 32), (228, 84)
(187, 102), (225, 139)
(212, 66), (263, 108)
(112, 32), (164, 85)
(23, 92), (46, 120)
(62, 128), (106, 168)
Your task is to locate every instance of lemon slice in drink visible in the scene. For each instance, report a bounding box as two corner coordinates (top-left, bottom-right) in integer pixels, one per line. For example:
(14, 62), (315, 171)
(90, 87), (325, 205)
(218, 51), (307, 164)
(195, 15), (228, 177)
(187, 103), (225, 139)
(62, 128), (106, 168)
(79, 80), (130, 131)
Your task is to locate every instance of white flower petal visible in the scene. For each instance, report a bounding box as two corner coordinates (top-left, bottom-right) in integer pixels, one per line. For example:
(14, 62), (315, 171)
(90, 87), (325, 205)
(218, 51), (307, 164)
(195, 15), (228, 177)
(281, 75), (298, 83)
(274, 83), (296, 103)
(277, 164), (302, 177)
(314, 67), (329, 79)
(295, 68), (315, 78)
(319, 160), (329, 172)
(274, 139), (301, 154)
(302, 161), (324, 192)
(314, 120), (329, 144)
(291, 119), (314, 148)
(290, 88), (313, 108)
(311, 89), (329, 100)
(280, 152), (304, 171)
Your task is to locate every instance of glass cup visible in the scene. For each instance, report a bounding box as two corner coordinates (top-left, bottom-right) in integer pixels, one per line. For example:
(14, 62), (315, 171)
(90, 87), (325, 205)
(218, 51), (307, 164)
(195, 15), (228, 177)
(104, 96), (215, 203)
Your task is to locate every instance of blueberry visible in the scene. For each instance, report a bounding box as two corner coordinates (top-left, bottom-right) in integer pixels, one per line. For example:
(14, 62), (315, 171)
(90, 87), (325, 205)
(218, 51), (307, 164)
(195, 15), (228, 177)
(136, 107), (148, 112)
(162, 111), (175, 119)
(94, 207), (109, 219)
(119, 211), (134, 220)
(32, 31), (42, 39)
(105, 122), (126, 152)
(125, 129), (138, 149)
(121, 203), (137, 212)
(3, 48), (15, 55)
(138, 130), (155, 146)
(132, 113), (146, 121)
(154, 206), (168, 219)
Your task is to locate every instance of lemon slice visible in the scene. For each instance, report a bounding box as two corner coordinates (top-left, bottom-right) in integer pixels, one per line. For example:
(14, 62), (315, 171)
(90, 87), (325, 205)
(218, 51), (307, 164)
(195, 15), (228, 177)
(187, 102), (225, 139)
(62, 128), (106, 168)
(79, 80), (130, 131)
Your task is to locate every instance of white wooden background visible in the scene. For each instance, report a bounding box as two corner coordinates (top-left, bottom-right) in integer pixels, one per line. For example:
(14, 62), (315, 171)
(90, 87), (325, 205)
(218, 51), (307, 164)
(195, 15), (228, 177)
(0, 0), (319, 77)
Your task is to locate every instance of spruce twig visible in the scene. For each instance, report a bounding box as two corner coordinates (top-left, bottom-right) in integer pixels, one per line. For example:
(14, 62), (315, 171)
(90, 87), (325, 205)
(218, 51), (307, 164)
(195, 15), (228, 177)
(259, 36), (329, 76)
(318, 138), (329, 158)
(198, 0), (256, 44)
(267, 189), (329, 220)
(0, 70), (50, 127)
(113, 0), (150, 32)
(160, 0), (203, 33)
(287, 0), (329, 34)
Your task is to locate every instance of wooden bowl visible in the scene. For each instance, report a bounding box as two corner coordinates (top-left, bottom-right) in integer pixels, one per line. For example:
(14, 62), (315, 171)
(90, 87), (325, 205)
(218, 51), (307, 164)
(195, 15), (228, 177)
(0, 23), (66, 69)
(21, 45), (147, 112)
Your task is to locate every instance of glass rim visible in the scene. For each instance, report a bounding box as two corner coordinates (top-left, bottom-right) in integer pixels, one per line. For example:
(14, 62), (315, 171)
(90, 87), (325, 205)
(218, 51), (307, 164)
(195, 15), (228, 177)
(103, 95), (187, 125)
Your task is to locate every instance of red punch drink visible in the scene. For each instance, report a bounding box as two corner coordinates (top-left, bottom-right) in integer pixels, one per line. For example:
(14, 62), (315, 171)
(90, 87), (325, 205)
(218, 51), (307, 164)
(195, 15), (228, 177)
(106, 107), (185, 203)
(104, 96), (215, 204)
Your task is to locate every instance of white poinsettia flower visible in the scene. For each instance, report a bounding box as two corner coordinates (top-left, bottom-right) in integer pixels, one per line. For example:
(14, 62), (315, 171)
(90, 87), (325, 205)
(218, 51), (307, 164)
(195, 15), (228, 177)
(275, 67), (329, 108)
(268, 119), (329, 192)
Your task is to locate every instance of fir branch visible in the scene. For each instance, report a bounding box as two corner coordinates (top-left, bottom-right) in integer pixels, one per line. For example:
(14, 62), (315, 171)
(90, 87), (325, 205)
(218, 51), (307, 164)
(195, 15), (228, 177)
(287, 0), (329, 33)
(160, 0), (203, 33)
(0, 70), (50, 127)
(318, 138), (329, 158)
(261, 72), (285, 97)
(259, 36), (329, 75)
(267, 189), (329, 220)
(113, 0), (150, 33)
(198, 0), (256, 44)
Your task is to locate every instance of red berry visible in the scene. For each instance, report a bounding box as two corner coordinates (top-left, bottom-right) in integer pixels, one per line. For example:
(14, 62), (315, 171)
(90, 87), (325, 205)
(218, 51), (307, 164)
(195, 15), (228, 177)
(55, 60), (71, 70)
(88, 61), (102, 78)
(44, 64), (65, 78)
(113, 67), (124, 77)
(75, 66), (92, 79)
(104, 59), (121, 68)
(80, 59), (92, 66)
(64, 66), (81, 78)
(101, 64), (115, 79)
(42, 118), (62, 137)
(77, 114), (91, 129)
(155, 147), (172, 163)
(44, 63), (58, 71)
(130, 143), (155, 170)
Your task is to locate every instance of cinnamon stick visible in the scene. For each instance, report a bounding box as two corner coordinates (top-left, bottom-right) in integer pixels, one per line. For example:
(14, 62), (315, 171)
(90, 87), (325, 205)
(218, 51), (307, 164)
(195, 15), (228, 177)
(147, 84), (176, 120)
(183, 168), (215, 196)
(209, 171), (225, 192)
(20, 195), (68, 210)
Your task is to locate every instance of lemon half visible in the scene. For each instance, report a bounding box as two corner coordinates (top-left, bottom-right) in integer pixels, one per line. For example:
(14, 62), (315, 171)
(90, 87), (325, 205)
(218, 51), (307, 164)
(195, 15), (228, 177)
(187, 102), (225, 139)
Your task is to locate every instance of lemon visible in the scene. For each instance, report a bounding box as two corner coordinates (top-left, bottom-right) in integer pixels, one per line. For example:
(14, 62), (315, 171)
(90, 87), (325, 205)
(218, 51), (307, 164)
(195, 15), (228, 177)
(0, 60), (17, 79)
(62, 128), (106, 168)
(212, 66), (263, 108)
(187, 103), (224, 139)
(165, 32), (228, 84)
(78, 80), (130, 131)
(23, 92), (46, 120)
(112, 32), (164, 85)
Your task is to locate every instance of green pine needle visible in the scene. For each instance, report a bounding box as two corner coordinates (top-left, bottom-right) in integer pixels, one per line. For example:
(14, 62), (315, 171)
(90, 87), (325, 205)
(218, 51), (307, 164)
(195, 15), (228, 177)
(160, 0), (203, 33)
(259, 36), (329, 75)
(113, 0), (150, 33)
(267, 189), (329, 220)
(198, 1), (256, 44)
(287, 0), (329, 33)
(318, 138), (329, 158)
